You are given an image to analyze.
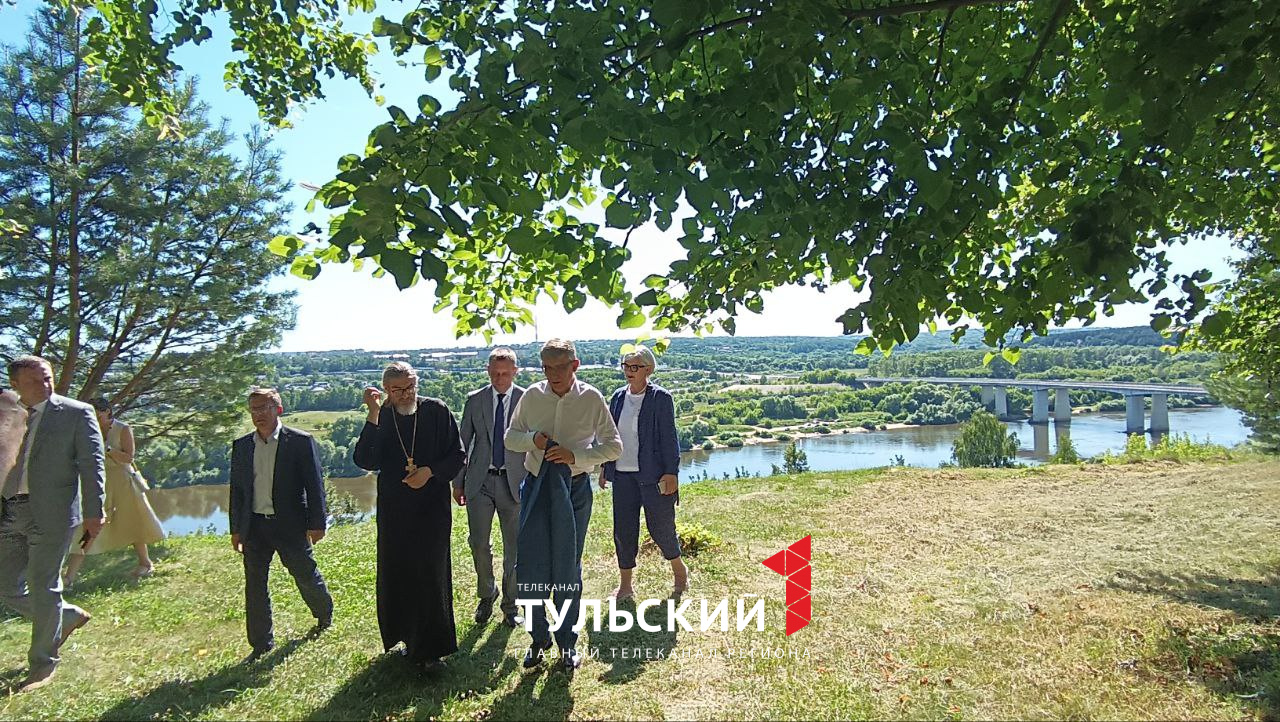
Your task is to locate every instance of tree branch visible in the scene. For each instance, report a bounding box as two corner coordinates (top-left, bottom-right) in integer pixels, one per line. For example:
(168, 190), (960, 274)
(839, 0), (1015, 22)
(1008, 0), (1074, 116)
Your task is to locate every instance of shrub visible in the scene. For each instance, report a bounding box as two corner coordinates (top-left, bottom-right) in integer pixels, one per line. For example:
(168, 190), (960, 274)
(726, 436), (745, 448)
(701, 440), (715, 450)
(951, 411), (1019, 467)
(1050, 437), (1081, 464)
(324, 479), (364, 526)
(783, 441), (809, 474)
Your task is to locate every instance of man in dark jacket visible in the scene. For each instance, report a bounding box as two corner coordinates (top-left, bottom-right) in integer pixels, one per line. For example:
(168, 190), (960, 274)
(229, 387), (333, 662)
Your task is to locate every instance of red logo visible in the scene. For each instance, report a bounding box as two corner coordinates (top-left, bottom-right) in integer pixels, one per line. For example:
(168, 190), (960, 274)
(762, 535), (811, 635)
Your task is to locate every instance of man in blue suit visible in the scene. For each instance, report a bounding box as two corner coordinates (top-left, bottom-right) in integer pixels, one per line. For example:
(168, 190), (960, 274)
(229, 388), (333, 662)
(0, 355), (104, 693)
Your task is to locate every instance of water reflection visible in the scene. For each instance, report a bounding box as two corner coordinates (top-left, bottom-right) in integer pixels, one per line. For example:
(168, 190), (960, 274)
(148, 406), (1248, 538)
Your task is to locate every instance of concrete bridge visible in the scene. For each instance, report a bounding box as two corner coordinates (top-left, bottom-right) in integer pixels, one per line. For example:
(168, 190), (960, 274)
(859, 377), (1211, 433)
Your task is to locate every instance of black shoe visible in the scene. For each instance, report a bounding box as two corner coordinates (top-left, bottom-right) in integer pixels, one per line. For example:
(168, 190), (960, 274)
(523, 637), (553, 668)
(308, 616), (332, 638)
(561, 648), (582, 671)
(502, 612), (523, 628)
(422, 658), (447, 676)
(474, 595), (496, 624)
(242, 644), (273, 664)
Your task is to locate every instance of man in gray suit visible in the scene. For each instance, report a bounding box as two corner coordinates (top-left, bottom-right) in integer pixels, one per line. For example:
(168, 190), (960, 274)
(0, 356), (105, 692)
(452, 347), (525, 627)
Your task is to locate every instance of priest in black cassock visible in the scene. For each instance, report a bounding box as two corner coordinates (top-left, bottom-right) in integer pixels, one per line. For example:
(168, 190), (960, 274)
(353, 361), (465, 673)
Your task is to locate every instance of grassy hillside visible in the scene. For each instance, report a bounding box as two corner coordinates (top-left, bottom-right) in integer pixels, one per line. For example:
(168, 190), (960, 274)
(2, 459), (1278, 719)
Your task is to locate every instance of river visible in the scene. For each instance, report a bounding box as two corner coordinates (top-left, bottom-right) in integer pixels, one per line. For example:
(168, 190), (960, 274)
(147, 406), (1250, 538)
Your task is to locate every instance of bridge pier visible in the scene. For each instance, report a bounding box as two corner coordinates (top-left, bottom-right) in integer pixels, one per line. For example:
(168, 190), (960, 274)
(1125, 395), (1146, 434)
(1053, 388), (1071, 423)
(980, 386), (994, 407)
(1031, 389), (1050, 424)
(1150, 393), (1169, 433)
(992, 386), (1009, 420)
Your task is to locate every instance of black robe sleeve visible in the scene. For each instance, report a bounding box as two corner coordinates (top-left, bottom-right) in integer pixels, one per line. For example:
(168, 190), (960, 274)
(423, 399), (465, 484)
(353, 415), (384, 472)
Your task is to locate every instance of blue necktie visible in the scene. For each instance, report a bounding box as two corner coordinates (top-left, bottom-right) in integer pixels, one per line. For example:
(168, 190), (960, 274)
(492, 393), (506, 469)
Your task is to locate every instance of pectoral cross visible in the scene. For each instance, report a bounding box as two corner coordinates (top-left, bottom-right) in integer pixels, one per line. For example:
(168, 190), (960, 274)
(404, 457), (418, 474)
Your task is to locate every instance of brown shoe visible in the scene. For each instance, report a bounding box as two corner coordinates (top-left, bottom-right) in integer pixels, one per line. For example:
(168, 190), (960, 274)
(17, 664), (56, 693)
(58, 610), (91, 649)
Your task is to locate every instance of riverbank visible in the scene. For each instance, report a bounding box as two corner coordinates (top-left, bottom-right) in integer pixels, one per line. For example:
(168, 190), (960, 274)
(3, 457), (1278, 719)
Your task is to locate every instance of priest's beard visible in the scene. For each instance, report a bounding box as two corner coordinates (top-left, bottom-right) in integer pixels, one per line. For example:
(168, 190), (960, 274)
(393, 400), (417, 416)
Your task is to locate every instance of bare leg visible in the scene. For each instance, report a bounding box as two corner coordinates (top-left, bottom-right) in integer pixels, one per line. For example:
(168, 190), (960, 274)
(63, 553), (86, 588)
(671, 557), (689, 595)
(131, 543), (153, 578)
(610, 568), (635, 600)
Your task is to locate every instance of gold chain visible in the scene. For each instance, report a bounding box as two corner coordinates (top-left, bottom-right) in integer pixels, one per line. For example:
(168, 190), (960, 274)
(389, 401), (419, 474)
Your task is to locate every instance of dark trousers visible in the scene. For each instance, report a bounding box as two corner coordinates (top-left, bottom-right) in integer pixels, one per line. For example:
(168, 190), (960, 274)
(243, 515), (333, 651)
(528, 473), (592, 652)
(612, 470), (681, 569)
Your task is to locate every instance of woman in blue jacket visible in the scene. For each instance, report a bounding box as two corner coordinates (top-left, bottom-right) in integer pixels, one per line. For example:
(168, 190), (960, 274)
(600, 346), (689, 599)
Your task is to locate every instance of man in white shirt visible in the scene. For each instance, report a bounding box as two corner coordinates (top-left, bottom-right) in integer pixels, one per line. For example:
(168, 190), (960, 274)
(506, 338), (621, 670)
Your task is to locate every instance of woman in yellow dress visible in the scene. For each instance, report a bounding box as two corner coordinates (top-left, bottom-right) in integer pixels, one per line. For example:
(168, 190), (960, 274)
(63, 398), (165, 586)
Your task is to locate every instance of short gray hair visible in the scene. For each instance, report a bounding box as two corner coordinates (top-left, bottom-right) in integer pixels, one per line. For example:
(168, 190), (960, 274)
(382, 361), (417, 386)
(622, 345), (657, 369)
(540, 338), (577, 363)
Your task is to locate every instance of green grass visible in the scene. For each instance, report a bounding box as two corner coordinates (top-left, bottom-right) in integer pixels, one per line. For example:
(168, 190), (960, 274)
(3, 458), (1280, 719)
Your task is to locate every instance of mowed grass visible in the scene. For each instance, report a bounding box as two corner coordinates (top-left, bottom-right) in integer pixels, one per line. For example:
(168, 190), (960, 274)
(2, 458), (1280, 719)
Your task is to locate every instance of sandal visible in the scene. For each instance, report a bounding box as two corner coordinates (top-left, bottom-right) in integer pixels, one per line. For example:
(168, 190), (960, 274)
(130, 565), (154, 580)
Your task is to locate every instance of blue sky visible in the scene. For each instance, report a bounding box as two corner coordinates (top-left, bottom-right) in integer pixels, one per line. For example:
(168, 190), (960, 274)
(0, 1), (1241, 352)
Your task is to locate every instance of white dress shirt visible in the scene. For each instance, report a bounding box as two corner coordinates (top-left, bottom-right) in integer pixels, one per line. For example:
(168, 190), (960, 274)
(252, 420), (281, 515)
(506, 378), (622, 477)
(15, 399), (48, 495)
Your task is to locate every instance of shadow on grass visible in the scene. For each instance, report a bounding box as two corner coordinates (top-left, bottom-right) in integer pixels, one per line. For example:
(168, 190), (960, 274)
(93, 637), (307, 720)
(586, 596), (679, 685)
(1111, 569), (1280, 719)
(305, 619), (573, 720)
(1109, 569), (1280, 619)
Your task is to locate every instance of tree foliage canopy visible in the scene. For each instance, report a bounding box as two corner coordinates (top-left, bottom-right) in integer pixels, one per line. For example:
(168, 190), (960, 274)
(0, 8), (295, 443)
(73, 0), (1280, 348)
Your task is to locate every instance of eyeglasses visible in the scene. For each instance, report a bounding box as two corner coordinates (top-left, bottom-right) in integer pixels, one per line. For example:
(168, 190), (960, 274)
(620, 363), (651, 373)
(386, 381), (418, 394)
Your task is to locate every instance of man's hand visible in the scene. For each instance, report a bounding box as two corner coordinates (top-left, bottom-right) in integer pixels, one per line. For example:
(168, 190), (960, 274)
(307, 529), (326, 544)
(82, 516), (105, 540)
(231, 533), (243, 554)
(533, 431), (551, 450)
(544, 446), (575, 466)
(362, 387), (383, 420)
(598, 473), (609, 489)
(452, 486), (466, 506)
(403, 466), (433, 489)
(659, 474), (678, 496)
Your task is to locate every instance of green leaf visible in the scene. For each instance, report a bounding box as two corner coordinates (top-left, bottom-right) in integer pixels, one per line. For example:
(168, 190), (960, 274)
(418, 94), (441, 115)
(605, 200), (635, 228)
(268, 234), (304, 257)
(618, 305), (646, 329)
(1201, 311), (1233, 337)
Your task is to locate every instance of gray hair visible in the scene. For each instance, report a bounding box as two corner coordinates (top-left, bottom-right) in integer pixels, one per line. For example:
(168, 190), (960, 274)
(540, 338), (577, 363)
(622, 346), (657, 369)
(381, 361), (417, 386)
